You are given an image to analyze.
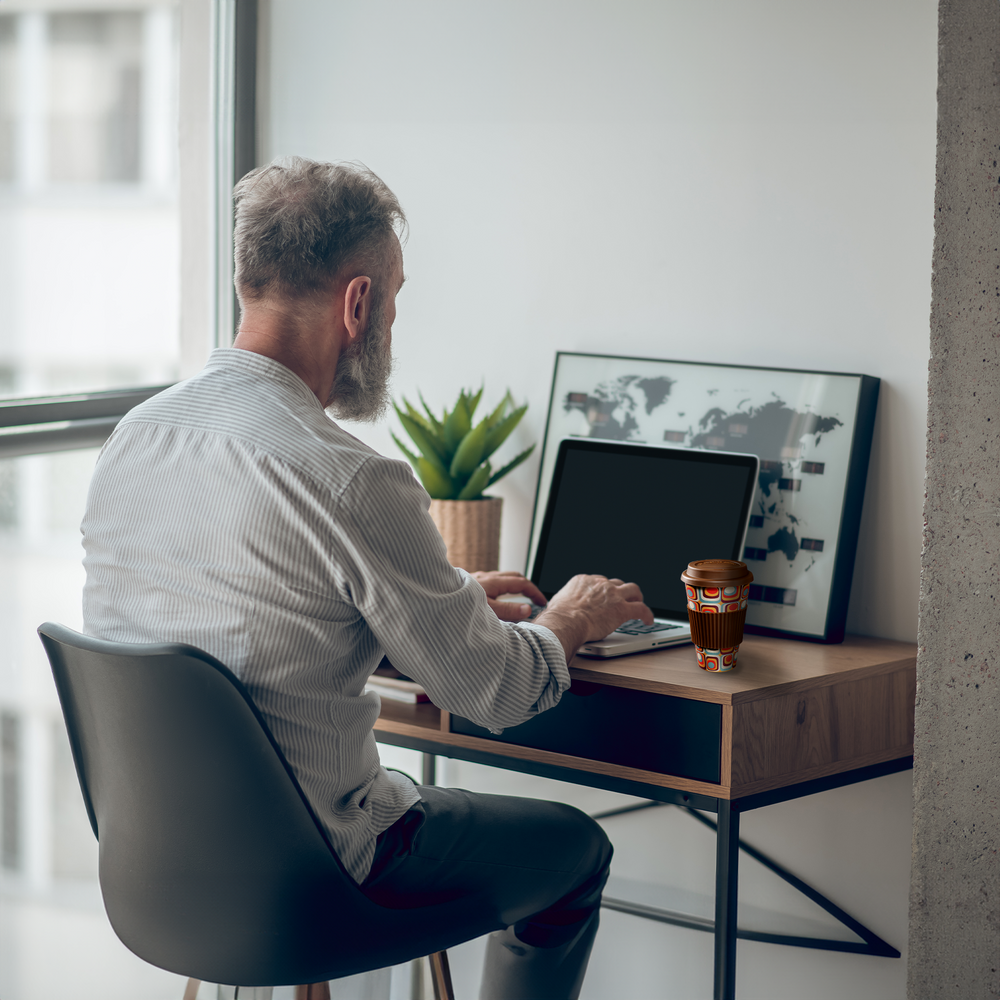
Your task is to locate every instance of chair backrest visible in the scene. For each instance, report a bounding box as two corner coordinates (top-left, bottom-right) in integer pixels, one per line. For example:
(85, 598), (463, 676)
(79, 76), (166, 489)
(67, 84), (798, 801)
(38, 622), (492, 987)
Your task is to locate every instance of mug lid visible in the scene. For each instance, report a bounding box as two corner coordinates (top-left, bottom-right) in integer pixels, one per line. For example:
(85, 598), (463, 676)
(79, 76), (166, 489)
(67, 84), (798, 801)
(680, 559), (754, 586)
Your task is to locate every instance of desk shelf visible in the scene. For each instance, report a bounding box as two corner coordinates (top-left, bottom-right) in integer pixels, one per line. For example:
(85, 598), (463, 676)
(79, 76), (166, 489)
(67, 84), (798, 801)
(375, 708), (728, 800)
(372, 697), (445, 733)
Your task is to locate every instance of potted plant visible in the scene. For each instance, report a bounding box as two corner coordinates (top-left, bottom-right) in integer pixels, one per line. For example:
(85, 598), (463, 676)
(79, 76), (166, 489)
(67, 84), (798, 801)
(392, 388), (534, 572)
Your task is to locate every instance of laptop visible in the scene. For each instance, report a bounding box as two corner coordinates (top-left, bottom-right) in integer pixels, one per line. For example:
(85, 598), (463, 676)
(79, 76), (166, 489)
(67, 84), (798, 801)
(528, 439), (759, 657)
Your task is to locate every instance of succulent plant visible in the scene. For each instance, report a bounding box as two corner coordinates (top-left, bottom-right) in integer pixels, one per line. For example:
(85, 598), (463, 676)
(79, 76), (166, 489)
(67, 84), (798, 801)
(392, 388), (535, 500)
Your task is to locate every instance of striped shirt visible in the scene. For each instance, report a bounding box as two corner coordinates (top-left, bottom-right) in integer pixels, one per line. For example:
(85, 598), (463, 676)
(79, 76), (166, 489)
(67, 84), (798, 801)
(81, 348), (569, 882)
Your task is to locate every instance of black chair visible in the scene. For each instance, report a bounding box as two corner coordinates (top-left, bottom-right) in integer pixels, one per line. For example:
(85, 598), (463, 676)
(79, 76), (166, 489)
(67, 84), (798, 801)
(38, 622), (500, 999)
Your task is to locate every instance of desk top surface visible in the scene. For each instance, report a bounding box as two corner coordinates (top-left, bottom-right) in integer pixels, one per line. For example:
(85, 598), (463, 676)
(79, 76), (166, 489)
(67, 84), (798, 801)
(568, 633), (916, 705)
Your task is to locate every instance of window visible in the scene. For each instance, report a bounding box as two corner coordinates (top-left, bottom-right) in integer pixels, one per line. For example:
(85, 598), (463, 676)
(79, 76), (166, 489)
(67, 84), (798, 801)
(0, 3), (203, 996)
(0, 4), (180, 400)
(0, 446), (101, 877)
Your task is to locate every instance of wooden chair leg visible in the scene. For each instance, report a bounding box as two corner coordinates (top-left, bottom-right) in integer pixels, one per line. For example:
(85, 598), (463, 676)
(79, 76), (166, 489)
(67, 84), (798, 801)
(294, 983), (331, 1000)
(428, 951), (454, 1000)
(182, 980), (201, 1000)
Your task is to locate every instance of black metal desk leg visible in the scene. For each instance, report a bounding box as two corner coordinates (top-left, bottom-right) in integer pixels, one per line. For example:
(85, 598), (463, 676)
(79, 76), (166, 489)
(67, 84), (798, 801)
(714, 801), (740, 1000)
(421, 752), (437, 786)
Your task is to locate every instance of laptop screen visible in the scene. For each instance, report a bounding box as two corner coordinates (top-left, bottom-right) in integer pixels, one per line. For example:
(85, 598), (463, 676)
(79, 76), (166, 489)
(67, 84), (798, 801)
(529, 439), (759, 620)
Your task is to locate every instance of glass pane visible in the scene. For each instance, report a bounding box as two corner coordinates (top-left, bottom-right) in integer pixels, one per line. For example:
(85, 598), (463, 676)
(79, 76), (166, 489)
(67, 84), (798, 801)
(48, 13), (144, 184)
(0, 17), (16, 184)
(0, 5), (180, 401)
(0, 447), (188, 999)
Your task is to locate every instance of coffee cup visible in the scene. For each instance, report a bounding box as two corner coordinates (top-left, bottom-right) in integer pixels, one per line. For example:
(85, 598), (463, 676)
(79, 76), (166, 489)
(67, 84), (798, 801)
(680, 559), (754, 672)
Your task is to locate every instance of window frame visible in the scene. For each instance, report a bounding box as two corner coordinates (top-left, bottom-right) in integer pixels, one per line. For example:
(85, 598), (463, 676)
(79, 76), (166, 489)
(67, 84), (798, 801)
(0, 385), (172, 459)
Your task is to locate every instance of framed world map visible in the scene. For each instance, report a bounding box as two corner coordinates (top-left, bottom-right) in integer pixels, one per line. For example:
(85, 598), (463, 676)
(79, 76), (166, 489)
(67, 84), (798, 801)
(527, 352), (880, 643)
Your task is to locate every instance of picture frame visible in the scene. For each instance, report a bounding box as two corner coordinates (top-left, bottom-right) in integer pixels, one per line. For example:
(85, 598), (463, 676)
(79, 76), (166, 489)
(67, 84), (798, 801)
(527, 352), (880, 643)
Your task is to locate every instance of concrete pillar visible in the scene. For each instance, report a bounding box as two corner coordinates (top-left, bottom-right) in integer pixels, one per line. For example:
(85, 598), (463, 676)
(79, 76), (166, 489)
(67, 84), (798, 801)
(910, 1), (1000, 997)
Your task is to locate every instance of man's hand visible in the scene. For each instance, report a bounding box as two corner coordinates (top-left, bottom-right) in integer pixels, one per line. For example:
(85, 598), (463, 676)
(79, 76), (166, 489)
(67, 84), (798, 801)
(472, 571), (548, 622)
(534, 574), (653, 662)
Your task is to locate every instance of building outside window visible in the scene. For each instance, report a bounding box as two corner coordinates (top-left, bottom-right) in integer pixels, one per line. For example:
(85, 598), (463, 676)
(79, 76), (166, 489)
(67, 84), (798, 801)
(0, 1), (180, 400)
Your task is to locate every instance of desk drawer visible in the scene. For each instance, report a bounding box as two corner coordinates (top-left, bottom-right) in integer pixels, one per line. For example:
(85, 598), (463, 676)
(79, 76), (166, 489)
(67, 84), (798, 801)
(451, 686), (722, 784)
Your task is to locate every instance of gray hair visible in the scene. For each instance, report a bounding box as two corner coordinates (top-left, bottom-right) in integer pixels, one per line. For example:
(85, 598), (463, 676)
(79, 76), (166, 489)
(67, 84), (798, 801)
(233, 156), (406, 304)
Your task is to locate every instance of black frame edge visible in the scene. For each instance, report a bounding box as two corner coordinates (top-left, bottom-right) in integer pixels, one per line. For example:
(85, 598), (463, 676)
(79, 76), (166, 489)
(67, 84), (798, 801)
(821, 374), (881, 643)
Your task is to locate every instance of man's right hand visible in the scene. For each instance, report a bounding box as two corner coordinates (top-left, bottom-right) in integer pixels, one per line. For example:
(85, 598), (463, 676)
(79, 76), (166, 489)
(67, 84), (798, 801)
(534, 574), (653, 663)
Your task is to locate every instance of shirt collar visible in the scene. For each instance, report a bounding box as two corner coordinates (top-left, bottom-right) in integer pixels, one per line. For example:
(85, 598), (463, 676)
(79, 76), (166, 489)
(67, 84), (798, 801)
(205, 347), (325, 413)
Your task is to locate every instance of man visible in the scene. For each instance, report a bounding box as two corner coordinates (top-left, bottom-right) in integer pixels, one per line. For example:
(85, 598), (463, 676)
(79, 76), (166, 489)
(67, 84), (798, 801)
(82, 157), (652, 999)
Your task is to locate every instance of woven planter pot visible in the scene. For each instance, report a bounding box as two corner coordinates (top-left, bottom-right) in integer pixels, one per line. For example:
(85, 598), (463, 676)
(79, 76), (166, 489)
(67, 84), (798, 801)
(429, 496), (503, 573)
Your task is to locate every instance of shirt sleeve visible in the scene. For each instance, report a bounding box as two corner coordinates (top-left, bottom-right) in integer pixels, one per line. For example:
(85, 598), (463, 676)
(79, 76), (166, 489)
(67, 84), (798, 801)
(331, 455), (570, 733)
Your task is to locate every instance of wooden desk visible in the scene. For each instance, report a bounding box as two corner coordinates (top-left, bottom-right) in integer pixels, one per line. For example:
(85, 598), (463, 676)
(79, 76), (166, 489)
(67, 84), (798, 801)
(374, 634), (916, 1000)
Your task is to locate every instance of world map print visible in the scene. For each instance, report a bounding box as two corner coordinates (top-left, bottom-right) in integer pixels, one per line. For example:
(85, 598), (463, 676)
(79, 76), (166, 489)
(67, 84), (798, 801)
(530, 355), (869, 638)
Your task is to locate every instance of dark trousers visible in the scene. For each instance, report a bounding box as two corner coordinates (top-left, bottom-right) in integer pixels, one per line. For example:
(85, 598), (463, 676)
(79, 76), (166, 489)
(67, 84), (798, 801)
(361, 785), (613, 999)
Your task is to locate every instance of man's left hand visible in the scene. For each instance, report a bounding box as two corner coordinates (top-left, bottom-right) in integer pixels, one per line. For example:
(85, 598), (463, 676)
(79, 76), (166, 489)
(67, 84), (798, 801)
(472, 571), (548, 622)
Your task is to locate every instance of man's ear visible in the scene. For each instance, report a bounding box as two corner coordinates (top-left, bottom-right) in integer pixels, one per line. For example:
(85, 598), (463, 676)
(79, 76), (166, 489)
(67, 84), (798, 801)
(342, 275), (372, 343)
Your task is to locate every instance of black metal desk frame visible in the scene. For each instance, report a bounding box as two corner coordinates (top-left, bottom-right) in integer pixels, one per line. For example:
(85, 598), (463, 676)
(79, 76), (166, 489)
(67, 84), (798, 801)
(377, 730), (910, 1000)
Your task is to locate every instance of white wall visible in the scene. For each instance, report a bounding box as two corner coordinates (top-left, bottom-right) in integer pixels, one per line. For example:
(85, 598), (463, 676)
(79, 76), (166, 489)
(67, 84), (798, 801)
(264, 3), (936, 997)
(264, 0), (935, 644)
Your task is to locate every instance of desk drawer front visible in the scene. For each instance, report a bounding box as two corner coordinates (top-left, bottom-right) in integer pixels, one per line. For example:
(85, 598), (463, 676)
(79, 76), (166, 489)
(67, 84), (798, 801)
(451, 686), (722, 784)
(730, 667), (916, 789)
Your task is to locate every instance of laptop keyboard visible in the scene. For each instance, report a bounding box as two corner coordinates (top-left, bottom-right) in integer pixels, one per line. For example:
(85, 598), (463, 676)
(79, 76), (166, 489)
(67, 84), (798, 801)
(615, 620), (682, 635)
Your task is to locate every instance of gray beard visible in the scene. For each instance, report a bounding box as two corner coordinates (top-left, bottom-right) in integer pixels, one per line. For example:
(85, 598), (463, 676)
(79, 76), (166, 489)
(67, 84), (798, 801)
(325, 295), (394, 422)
